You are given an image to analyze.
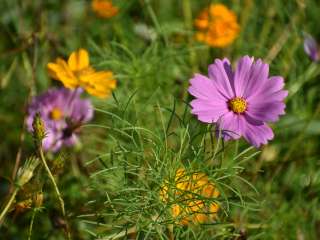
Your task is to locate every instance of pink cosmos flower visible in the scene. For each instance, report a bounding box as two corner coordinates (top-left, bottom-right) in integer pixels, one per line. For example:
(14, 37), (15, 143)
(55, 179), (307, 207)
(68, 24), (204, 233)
(188, 56), (288, 147)
(27, 88), (93, 152)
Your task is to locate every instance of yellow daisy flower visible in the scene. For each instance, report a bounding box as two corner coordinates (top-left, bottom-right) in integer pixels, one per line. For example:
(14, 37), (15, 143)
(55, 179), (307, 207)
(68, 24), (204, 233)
(47, 49), (116, 98)
(91, 0), (119, 19)
(195, 4), (240, 48)
(160, 168), (220, 225)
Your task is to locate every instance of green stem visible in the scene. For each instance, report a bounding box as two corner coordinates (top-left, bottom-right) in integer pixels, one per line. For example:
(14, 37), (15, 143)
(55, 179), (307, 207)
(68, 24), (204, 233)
(234, 140), (239, 159)
(28, 209), (37, 240)
(144, 0), (168, 46)
(39, 147), (65, 216)
(0, 188), (19, 225)
(98, 226), (136, 240)
(182, 0), (197, 69)
(38, 147), (71, 239)
(182, 0), (197, 100)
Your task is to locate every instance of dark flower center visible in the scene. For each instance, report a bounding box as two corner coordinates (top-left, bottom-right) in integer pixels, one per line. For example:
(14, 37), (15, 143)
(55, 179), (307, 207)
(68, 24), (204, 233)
(228, 97), (247, 114)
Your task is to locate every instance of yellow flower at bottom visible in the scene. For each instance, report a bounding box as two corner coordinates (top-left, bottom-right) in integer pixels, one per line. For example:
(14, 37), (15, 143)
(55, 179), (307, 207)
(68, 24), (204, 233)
(194, 4), (240, 48)
(160, 168), (220, 225)
(91, 0), (119, 19)
(47, 49), (116, 98)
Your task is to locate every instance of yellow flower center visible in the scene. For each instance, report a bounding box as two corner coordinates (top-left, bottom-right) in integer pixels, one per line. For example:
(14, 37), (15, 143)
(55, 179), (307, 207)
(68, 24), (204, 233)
(50, 107), (63, 120)
(228, 97), (247, 114)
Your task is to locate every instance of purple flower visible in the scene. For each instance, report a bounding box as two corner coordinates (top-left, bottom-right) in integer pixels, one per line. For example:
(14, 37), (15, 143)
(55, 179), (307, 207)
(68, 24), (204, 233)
(188, 56), (288, 147)
(304, 34), (319, 62)
(27, 88), (93, 152)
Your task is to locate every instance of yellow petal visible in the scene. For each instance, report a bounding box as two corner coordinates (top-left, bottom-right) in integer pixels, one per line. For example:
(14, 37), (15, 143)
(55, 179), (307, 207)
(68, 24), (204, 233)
(175, 169), (189, 191)
(85, 86), (112, 98)
(92, 0), (119, 18)
(47, 58), (67, 80)
(193, 213), (208, 223)
(79, 70), (116, 98)
(80, 70), (114, 84)
(68, 49), (90, 72)
(209, 203), (219, 213)
(51, 58), (79, 88)
(171, 204), (189, 225)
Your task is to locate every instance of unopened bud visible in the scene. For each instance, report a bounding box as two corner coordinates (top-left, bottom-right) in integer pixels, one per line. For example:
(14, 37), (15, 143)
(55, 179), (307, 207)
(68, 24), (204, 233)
(16, 156), (39, 187)
(32, 113), (46, 144)
(33, 192), (44, 208)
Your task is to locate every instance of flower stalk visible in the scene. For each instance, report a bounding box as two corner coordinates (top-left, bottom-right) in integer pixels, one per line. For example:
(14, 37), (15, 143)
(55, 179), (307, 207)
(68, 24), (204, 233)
(38, 146), (66, 217)
(0, 156), (39, 226)
(0, 188), (19, 225)
(32, 114), (71, 239)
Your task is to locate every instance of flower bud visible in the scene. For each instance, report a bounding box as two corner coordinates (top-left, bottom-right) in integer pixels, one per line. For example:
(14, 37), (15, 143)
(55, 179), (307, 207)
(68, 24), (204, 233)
(33, 192), (44, 208)
(16, 156), (39, 187)
(32, 113), (46, 144)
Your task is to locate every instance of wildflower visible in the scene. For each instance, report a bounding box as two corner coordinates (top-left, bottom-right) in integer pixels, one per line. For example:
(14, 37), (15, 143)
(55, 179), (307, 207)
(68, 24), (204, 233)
(303, 34), (319, 62)
(160, 168), (220, 225)
(91, 0), (119, 19)
(27, 88), (93, 152)
(47, 49), (116, 98)
(188, 56), (288, 147)
(194, 4), (240, 48)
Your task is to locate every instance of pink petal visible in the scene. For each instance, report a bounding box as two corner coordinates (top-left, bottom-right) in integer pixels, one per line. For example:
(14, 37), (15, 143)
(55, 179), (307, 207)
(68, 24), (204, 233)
(70, 99), (94, 122)
(233, 56), (254, 97)
(42, 130), (63, 152)
(218, 112), (242, 140)
(246, 101), (286, 122)
(242, 59), (269, 98)
(254, 90), (288, 102)
(63, 134), (79, 146)
(241, 119), (274, 147)
(188, 74), (227, 102)
(247, 76), (286, 101)
(208, 58), (235, 99)
(190, 99), (228, 123)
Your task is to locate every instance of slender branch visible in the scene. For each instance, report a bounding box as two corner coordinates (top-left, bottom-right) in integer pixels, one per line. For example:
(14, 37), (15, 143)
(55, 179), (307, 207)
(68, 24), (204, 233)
(144, 0), (168, 46)
(0, 188), (19, 225)
(182, 0), (197, 71)
(182, 0), (197, 100)
(11, 125), (26, 183)
(28, 209), (37, 240)
(168, 224), (174, 240)
(10, 33), (38, 197)
(38, 147), (65, 216)
(97, 226), (137, 240)
(38, 147), (71, 239)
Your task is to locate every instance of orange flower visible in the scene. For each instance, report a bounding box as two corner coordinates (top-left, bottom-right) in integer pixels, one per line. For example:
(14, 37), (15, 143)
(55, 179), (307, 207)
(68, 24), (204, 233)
(47, 49), (116, 98)
(195, 4), (240, 48)
(160, 168), (220, 225)
(91, 0), (119, 19)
